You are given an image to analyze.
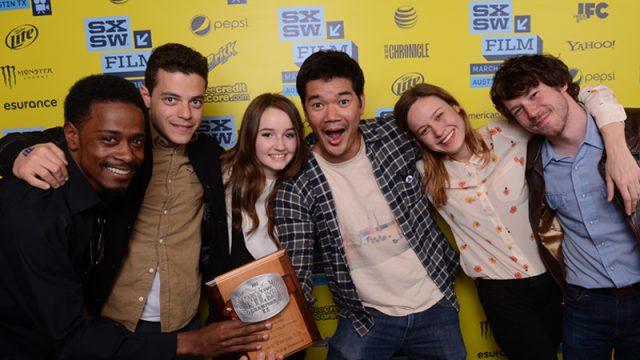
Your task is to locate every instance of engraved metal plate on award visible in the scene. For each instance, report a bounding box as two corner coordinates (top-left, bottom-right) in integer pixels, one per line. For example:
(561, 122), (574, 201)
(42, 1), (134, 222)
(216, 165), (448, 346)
(230, 272), (290, 323)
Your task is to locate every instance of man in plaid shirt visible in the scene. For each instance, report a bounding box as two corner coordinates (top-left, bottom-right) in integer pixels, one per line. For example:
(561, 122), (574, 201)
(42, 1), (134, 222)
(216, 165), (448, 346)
(274, 50), (465, 359)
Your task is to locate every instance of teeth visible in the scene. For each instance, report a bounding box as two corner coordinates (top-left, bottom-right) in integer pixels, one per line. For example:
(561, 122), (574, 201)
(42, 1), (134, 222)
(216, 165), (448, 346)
(107, 167), (131, 175)
(441, 129), (454, 144)
(270, 154), (287, 159)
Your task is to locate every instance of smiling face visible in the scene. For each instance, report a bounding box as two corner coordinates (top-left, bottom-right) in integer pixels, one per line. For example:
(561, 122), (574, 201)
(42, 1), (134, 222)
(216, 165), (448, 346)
(141, 69), (206, 145)
(255, 107), (298, 179)
(65, 101), (145, 192)
(304, 77), (365, 163)
(407, 95), (471, 162)
(502, 83), (571, 138)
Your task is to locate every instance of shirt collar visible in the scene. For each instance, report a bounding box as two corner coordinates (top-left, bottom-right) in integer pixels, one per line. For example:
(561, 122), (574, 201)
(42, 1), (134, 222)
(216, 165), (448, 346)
(62, 144), (103, 215)
(541, 111), (602, 168)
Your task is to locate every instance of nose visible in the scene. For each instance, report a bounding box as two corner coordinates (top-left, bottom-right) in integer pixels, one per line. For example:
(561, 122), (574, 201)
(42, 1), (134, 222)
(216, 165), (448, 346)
(274, 135), (285, 150)
(432, 122), (446, 138)
(115, 142), (135, 163)
(523, 102), (538, 119)
(177, 102), (192, 119)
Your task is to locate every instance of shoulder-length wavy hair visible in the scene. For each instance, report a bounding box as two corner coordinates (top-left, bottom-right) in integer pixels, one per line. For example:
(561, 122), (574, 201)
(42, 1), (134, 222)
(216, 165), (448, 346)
(394, 83), (489, 207)
(221, 93), (307, 240)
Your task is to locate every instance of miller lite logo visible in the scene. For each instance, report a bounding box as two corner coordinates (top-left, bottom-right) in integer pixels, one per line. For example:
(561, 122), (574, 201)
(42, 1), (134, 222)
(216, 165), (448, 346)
(5, 24), (38, 50)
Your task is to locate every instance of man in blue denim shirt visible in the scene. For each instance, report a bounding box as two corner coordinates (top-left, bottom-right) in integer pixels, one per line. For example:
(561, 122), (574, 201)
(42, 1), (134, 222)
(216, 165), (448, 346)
(491, 54), (640, 360)
(274, 50), (465, 360)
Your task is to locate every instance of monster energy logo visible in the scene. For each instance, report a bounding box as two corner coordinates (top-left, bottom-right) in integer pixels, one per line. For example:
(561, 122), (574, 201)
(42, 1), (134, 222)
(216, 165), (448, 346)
(480, 320), (494, 339)
(1, 65), (16, 88)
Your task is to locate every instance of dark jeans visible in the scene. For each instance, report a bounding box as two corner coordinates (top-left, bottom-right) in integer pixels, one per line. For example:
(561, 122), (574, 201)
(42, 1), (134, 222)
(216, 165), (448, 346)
(563, 283), (640, 360)
(327, 298), (466, 360)
(476, 272), (562, 360)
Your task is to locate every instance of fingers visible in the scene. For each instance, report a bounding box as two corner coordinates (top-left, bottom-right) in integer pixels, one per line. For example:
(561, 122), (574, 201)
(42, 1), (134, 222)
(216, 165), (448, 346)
(12, 143), (68, 189)
(606, 175), (615, 202)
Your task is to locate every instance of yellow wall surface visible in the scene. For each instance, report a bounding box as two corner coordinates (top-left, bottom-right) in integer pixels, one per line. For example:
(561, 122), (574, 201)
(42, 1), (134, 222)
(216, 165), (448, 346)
(1, 1), (638, 359)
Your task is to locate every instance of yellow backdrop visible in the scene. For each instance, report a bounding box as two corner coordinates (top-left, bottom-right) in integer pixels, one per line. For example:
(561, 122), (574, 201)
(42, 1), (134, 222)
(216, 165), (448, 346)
(1, 1), (638, 359)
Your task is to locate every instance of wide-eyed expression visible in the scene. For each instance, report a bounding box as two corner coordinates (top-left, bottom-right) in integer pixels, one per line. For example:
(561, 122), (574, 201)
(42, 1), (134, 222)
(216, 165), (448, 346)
(304, 77), (365, 163)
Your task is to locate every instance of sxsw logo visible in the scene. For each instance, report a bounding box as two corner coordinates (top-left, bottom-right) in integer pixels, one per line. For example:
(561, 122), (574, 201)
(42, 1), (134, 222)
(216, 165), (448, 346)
(279, 7), (325, 41)
(391, 72), (424, 96)
(84, 16), (131, 51)
(101, 51), (150, 77)
(293, 41), (358, 67)
(0, 0), (29, 10)
(482, 35), (542, 60)
(198, 116), (237, 148)
(575, 3), (608, 22)
(470, 1), (512, 34)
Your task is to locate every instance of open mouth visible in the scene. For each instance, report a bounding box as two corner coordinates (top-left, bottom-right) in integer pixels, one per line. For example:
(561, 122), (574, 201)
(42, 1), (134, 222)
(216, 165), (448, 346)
(325, 129), (345, 144)
(269, 153), (288, 160)
(439, 129), (455, 146)
(105, 166), (133, 176)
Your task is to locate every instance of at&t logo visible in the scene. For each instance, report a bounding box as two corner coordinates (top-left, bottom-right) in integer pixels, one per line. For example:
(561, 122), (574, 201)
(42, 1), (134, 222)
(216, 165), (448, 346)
(394, 6), (417, 29)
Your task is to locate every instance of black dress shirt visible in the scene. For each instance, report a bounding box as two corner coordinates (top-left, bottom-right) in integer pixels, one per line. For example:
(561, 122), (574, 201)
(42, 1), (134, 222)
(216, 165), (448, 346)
(0, 147), (177, 359)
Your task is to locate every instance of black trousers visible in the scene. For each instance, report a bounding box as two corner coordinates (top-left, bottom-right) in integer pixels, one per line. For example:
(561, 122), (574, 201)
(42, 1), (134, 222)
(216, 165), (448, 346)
(475, 272), (562, 360)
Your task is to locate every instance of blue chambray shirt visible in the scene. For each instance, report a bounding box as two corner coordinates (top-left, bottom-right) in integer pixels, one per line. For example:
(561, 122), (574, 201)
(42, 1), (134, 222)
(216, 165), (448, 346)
(542, 113), (640, 289)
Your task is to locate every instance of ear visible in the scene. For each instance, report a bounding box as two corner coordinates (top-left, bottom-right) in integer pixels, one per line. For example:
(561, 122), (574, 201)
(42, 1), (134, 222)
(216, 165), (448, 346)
(359, 93), (366, 115)
(63, 122), (80, 152)
(453, 104), (462, 113)
(139, 85), (152, 108)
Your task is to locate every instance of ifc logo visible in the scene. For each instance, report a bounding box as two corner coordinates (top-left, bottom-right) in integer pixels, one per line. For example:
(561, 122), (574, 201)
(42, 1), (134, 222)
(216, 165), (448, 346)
(395, 6), (418, 29)
(191, 15), (211, 36)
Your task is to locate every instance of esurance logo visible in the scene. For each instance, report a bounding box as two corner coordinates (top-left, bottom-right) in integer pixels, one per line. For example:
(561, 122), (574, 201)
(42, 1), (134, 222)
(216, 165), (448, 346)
(84, 16), (132, 51)
(5, 24), (38, 50)
(567, 39), (615, 51)
(198, 116), (237, 148)
(394, 6), (418, 29)
(470, 1), (512, 34)
(279, 7), (324, 41)
(575, 3), (608, 22)
(391, 72), (424, 96)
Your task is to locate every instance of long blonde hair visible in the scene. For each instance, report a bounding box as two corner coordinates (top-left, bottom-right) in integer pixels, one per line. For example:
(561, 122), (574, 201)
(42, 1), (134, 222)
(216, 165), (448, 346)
(394, 83), (489, 207)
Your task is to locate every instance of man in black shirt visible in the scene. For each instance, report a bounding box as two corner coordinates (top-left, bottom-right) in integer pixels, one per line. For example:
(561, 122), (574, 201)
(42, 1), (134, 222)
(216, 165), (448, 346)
(0, 74), (271, 359)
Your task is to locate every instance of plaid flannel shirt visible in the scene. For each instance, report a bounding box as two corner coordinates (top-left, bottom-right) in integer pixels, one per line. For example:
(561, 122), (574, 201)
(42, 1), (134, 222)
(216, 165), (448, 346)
(275, 115), (459, 336)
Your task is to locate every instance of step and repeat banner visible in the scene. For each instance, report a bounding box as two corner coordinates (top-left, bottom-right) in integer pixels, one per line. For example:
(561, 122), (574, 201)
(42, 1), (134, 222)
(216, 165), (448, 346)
(1, 1), (638, 359)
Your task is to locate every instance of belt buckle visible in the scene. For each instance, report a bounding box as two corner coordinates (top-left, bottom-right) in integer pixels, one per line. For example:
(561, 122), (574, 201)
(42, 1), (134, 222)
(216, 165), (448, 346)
(230, 272), (290, 323)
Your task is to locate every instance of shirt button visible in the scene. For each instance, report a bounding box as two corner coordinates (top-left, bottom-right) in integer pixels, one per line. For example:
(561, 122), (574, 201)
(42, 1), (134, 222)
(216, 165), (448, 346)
(581, 194), (586, 199)
(149, 268), (154, 273)
(138, 296), (144, 302)
(574, 166), (579, 171)
(163, 210), (168, 215)
(168, 179), (172, 184)
(609, 266), (615, 271)
(159, 238), (164, 244)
